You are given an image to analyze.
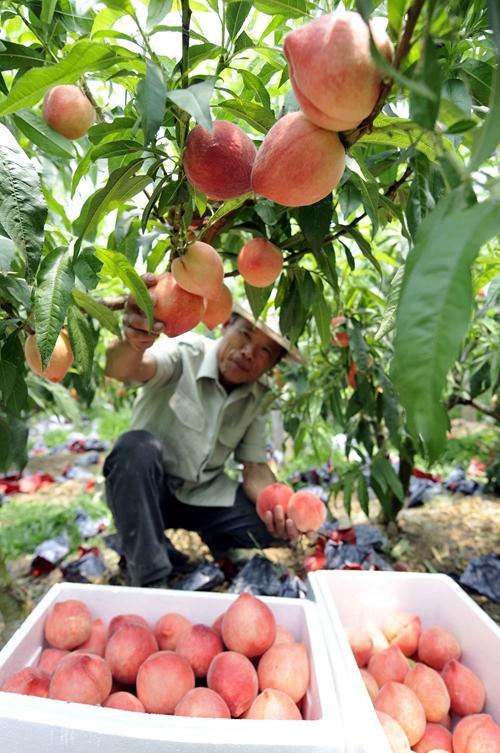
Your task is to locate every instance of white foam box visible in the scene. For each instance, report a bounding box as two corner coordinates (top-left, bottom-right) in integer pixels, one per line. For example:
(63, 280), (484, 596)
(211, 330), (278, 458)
(0, 582), (346, 753)
(307, 570), (500, 753)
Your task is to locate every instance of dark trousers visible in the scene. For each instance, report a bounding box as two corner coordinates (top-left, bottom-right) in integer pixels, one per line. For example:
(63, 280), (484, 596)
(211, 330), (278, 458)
(103, 430), (280, 586)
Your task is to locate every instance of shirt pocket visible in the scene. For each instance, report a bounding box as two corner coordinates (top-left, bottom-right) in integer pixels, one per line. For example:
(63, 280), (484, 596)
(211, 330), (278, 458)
(169, 390), (206, 432)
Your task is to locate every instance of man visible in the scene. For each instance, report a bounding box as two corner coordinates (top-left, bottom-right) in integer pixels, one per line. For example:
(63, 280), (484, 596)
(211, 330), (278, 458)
(103, 275), (301, 588)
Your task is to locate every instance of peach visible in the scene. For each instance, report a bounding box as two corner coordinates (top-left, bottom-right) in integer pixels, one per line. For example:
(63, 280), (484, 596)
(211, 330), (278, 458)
(1, 667), (50, 697)
(256, 482), (294, 522)
(154, 612), (192, 650)
(345, 626), (373, 667)
(376, 710), (411, 753)
(237, 238), (283, 288)
(183, 120), (256, 200)
(202, 284), (233, 330)
(25, 331), (74, 383)
(175, 624), (223, 678)
(258, 642), (310, 704)
(283, 10), (393, 132)
(207, 650), (258, 717)
(366, 625), (390, 653)
(368, 645), (409, 687)
(102, 691), (145, 712)
(74, 618), (107, 656)
(441, 659), (485, 716)
(417, 626), (461, 670)
(383, 611), (421, 657)
(44, 599), (92, 650)
(221, 593), (276, 657)
(288, 490), (327, 532)
(37, 648), (69, 677)
(273, 625), (295, 645)
(211, 613), (225, 640)
(136, 650), (195, 714)
(109, 613), (149, 636)
(436, 713), (451, 730)
(360, 668), (379, 702)
(171, 241), (224, 301)
(251, 111), (345, 207)
(174, 687), (231, 718)
(404, 663), (450, 722)
(49, 652), (112, 705)
(452, 714), (500, 753)
(374, 681), (426, 746)
(42, 84), (95, 139)
(413, 724), (452, 753)
(105, 623), (158, 685)
(244, 689), (302, 720)
(152, 272), (205, 336)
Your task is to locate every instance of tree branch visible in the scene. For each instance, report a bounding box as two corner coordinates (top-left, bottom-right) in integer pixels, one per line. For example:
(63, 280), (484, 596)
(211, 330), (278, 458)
(447, 396), (500, 422)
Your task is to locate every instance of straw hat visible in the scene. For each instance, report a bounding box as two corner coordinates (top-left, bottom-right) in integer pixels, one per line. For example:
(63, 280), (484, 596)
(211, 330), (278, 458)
(231, 302), (303, 364)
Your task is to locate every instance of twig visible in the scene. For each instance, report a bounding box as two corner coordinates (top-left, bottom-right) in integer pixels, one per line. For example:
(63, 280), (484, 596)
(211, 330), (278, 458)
(447, 396), (500, 422)
(79, 79), (105, 122)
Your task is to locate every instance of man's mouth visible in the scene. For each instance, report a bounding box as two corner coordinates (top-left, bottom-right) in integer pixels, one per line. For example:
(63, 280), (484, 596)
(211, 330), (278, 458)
(233, 356), (251, 372)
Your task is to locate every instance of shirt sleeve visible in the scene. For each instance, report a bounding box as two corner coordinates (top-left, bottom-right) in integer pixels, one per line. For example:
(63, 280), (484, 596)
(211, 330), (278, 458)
(234, 413), (268, 464)
(142, 336), (182, 390)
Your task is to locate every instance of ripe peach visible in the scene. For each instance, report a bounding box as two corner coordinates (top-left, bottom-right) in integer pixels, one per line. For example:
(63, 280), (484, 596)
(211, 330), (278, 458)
(441, 659), (485, 716)
(105, 623), (158, 685)
(273, 625), (295, 645)
(256, 482), (294, 522)
(366, 625), (390, 653)
(1, 667), (50, 697)
(102, 691), (146, 712)
(171, 241), (224, 301)
(202, 284), (233, 330)
(154, 612), (192, 650)
(368, 645), (409, 687)
(404, 663), (450, 722)
(417, 626), (461, 670)
(44, 599), (92, 650)
(49, 652), (112, 705)
(347, 359), (358, 389)
(237, 238), (283, 288)
(211, 613), (225, 640)
(221, 593), (276, 657)
(345, 626), (373, 667)
(360, 668), (379, 702)
(152, 272), (205, 336)
(175, 624), (223, 678)
(288, 490), (327, 533)
(42, 84), (95, 139)
(283, 11), (393, 132)
(174, 687), (231, 718)
(257, 642), (310, 704)
(383, 611), (421, 657)
(183, 120), (256, 200)
(376, 710), (411, 753)
(251, 111), (345, 207)
(24, 331), (74, 383)
(37, 648), (69, 677)
(452, 713), (500, 753)
(374, 681), (426, 746)
(74, 618), (107, 657)
(413, 723), (452, 753)
(244, 689), (302, 720)
(207, 650), (258, 717)
(109, 613), (150, 636)
(136, 650), (195, 714)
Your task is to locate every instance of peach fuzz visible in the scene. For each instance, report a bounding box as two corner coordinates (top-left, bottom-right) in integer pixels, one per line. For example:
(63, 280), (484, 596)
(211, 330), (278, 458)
(49, 652), (112, 705)
(104, 623), (158, 685)
(283, 11), (393, 132)
(74, 618), (107, 656)
(258, 642), (310, 704)
(417, 626), (461, 670)
(221, 593), (276, 657)
(171, 241), (224, 301)
(207, 650), (258, 717)
(1, 667), (50, 697)
(25, 331), (74, 383)
(368, 645), (409, 687)
(376, 710), (411, 753)
(345, 626), (373, 667)
(383, 611), (421, 657)
(183, 120), (256, 200)
(251, 111), (345, 207)
(273, 625), (295, 645)
(154, 612), (192, 650)
(136, 651), (195, 714)
(152, 272), (205, 337)
(441, 659), (485, 716)
(452, 714), (500, 753)
(109, 613), (150, 636)
(202, 284), (233, 330)
(374, 681), (426, 746)
(42, 84), (95, 139)
(256, 482), (294, 522)
(413, 724), (452, 753)
(102, 691), (146, 713)
(237, 238), (283, 288)
(288, 490), (327, 532)
(44, 599), (92, 650)
(404, 663), (450, 722)
(37, 648), (69, 677)
(360, 668), (379, 702)
(174, 687), (231, 718)
(211, 613), (225, 640)
(244, 689), (302, 720)
(175, 624), (223, 678)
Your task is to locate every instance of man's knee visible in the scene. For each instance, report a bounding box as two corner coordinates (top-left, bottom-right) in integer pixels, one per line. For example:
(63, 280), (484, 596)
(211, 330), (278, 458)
(104, 430), (164, 475)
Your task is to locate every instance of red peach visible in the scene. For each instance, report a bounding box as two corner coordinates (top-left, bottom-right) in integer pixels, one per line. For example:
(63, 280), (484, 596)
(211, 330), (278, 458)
(108, 613), (149, 636)
(257, 642), (310, 704)
(154, 612), (192, 651)
(360, 668), (379, 702)
(37, 648), (69, 677)
(368, 645), (409, 687)
(256, 482), (294, 522)
(221, 593), (276, 657)
(202, 284), (233, 330)
(175, 624), (223, 678)
(374, 681), (427, 746)
(171, 241), (224, 301)
(74, 618), (107, 656)
(42, 84), (95, 140)
(44, 599), (92, 650)
(413, 723), (452, 753)
(345, 626), (373, 667)
(102, 691), (145, 712)
(136, 651), (195, 715)
(244, 689), (302, 720)
(383, 611), (421, 657)
(376, 710), (411, 753)
(174, 687), (231, 719)
(1, 667), (50, 697)
(404, 663), (450, 722)
(152, 272), (205, 337)
(24, 331), (74, 383)
(104, 623), (158, 685)
(207, 650), (258, 717)
(288, 490), (327, 533)
(441, 659), (485, 716)
(273, 625), (295, 645)
(452, 713), (500, 753)
(211, 613), (225, 640)
(417, 626), (461, 670)
(49, 653), (112, 705)
(237, 238), (283, 288)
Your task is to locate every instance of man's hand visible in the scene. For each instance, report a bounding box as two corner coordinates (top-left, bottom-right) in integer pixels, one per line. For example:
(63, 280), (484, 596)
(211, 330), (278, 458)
(242, 463), (299, 543)
(123, 273), (165, 353)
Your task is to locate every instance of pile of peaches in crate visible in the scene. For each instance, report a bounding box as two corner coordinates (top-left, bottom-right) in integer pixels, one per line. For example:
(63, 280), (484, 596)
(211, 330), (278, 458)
(346, 609), (500, 753)
(0, 593), (309, 721)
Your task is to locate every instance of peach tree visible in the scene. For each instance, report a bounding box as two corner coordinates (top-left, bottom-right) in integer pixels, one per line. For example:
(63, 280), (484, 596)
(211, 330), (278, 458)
(0, 0), (498, 522)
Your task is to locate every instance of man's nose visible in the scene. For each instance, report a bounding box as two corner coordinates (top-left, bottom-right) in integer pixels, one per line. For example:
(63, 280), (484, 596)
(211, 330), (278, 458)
(240, 343), (254, 361)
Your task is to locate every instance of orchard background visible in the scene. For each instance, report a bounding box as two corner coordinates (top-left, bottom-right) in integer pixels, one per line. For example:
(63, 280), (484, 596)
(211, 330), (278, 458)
(0, 0), (498, 631)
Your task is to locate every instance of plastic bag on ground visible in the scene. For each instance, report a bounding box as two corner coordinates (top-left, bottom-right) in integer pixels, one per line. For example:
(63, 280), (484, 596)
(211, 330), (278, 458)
(459, 554), (500, 603)
(228, 554), (284, 595)
(31, 532), (70, 576)
(172, 559), (226, 591)
(61, 547), (108, 582)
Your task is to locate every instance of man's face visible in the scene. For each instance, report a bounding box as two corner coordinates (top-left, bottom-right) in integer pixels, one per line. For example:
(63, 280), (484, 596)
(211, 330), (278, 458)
(217, 317), (283, 388)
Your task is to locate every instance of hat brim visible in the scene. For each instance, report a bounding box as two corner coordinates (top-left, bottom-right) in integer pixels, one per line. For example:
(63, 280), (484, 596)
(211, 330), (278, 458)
(231, 303), (304, 364)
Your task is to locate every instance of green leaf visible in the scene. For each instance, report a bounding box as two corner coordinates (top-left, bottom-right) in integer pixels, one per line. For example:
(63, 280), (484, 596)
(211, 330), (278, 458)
(101, 0), (134, 13)
(346, 227), (381, 276)
(360, 116), (439, 162)
(167, 78), (215, 132)
(203, 194), (251, 232)
(253, 0), (308, 18)
(0, 360), (17, 403)
(73, 247), (103, 289)
(392, 194), (500, 460)
(0, 237), (16, 272)
(0, 41), (113, 116)
(0, 125), (47, 282)
(405, 153), (442, 240)
(279, 277), (307, 343)
(218, 98), (276, 134)
(0, 416), (28, 472)
(468, 61), (500, 170)
(357, 473), (370, 516)
(368, 38), (438, 102)
(409, 36), (442, 130)
(34, 250), (75, 370)
(298, 195), (332, 251)
(0, 273), (32, 310)
(71, 289), (121, 335)
(343, 474), (353, 517)
(30, 376), (81, 424)
(312, 244), (339, 295)
(372, 453), (404, 501)
(226, 2), (252, 39)
(41, 0), (58, 24)
(91, 7), (125, 35)
(136, 62), (167, 145)
(349, 323), (370, 374)
(67, 302), (95, 382)
(245, 282), (273, 319)
(312, 287), (331, 348)
(461, 59), (493, 107)
(12, 109), (75, 159)
(387, 0), (407, 34)
(94, 246), (153, 330)
(238, 69), (271, 109)
(375, 265), (405, 340)
(147, 0), (173, 29)
(0, 41), (45, 72)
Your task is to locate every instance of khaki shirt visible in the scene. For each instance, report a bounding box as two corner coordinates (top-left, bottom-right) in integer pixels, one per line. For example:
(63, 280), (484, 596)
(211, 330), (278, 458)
(131, 333), (270, 507)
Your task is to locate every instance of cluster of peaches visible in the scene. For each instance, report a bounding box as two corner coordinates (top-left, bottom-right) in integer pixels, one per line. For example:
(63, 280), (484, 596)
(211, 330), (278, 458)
(345, 612), (500, 753)
(257, 482), (327, 533)
(0, 593), (311, 720)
